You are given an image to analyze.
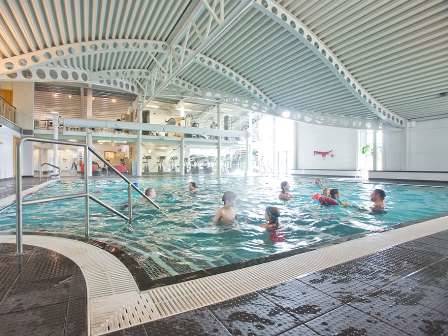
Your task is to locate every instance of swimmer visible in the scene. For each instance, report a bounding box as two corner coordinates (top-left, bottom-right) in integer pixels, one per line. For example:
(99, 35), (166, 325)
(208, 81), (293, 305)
(260, 206), (280, 230)
(279, 181), (292, 201)
(144, 187), (156, 199)
(329, 188), (349, 207)
(322, 187), (330, 197)
(213, 191), (237, 225)
(188, 182), (198, 193)
(370, 189), (386, 212)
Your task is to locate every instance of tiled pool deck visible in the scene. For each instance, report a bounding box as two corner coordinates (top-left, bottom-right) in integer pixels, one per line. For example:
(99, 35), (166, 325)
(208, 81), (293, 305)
(0, 243), (88, 336)
(1, 231), (447, 335)
(106, 230), (448, 336)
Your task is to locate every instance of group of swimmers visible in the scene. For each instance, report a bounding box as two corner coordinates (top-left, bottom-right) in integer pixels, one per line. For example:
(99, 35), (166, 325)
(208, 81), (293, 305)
(142, 179), (386, 241)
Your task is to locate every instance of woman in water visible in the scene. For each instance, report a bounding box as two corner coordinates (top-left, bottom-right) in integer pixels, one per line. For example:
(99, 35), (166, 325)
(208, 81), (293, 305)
(279, 181), (292, 200)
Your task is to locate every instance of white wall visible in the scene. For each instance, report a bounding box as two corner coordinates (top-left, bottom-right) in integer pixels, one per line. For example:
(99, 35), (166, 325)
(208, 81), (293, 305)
(0, 125), (20, 179)
(407, 118), (448, 171)
(383, 129), (405, 171)
(296, 122), (358, 170)
(382, 118), (448, 172)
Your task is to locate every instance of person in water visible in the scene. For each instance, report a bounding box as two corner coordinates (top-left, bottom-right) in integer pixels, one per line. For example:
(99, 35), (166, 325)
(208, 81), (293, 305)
(370, 189), (386, 212)
(261, 206), (280, 230)
(322, 187), (330, 197)
(213, 191), (237, 225)
(329, 188), (350, 206)
(144, 187), (156, 199)
(261, 207), (285, 242)
(189, 182), (198, 193)
(279, 181), (292, 200)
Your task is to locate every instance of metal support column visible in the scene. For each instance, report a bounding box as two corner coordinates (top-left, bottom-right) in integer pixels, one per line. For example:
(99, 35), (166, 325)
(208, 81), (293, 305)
(217, 103), (222, 177)
(84, 142), (90, 240)
(180, 137), (185, 176)
(127, 183), (133, 223)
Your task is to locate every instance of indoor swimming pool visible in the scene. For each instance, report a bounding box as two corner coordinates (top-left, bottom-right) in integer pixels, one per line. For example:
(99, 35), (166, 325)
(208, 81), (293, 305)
(1, 176), (447, 282)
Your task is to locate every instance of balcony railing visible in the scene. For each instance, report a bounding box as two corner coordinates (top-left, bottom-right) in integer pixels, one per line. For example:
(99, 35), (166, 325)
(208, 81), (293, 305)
(0, 96), (16, 124)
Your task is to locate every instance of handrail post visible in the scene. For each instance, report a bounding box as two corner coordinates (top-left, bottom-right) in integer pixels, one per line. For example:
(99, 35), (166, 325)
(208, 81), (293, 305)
(16, 140), (23, 255)
(127, 183), (133, 224)
(84, 143), (90, 240)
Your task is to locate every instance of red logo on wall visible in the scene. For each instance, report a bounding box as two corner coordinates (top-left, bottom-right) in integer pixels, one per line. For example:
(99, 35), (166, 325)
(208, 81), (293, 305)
(313, 150), (334, 159)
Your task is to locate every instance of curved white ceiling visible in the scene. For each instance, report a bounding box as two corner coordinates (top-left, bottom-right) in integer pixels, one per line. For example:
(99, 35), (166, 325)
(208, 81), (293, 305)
(0, 0), (447, 127)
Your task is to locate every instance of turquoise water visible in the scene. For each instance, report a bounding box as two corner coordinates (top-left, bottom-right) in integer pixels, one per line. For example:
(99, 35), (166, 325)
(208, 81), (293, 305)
(1, 176), (447, 279)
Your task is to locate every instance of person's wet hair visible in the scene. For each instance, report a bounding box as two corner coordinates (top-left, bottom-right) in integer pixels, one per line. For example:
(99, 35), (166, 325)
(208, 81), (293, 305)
(222, 191), (236, 204)
(266, 206), (280, 228)
(374, 189), (386, 200)
(329, 188), (339, 199)
(145, 187), (155, 197)
(280, 181), (288, 192)
(190, 182), (197, 188)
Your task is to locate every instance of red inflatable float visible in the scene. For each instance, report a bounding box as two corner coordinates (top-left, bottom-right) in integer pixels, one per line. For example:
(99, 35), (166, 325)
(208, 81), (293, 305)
(312, 193), (338, 206)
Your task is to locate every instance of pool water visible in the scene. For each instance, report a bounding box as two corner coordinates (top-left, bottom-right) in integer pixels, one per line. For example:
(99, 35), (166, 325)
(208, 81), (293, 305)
(1, 176), (447, 280)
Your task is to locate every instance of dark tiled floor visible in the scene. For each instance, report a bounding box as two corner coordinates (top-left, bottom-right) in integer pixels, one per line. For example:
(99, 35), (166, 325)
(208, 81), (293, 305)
(108, 230), (448, 336)
(0, 177), (49, 200)
(0, 243), (88, 336)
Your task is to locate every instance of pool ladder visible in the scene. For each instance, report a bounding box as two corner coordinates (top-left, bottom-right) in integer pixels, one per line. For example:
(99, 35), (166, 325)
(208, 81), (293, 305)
(15, 136), (161, 255)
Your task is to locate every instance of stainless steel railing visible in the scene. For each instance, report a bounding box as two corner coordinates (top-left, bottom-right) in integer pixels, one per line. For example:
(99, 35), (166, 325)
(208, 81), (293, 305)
(39, 162), (60, 181)
(16, 136), (161, 255)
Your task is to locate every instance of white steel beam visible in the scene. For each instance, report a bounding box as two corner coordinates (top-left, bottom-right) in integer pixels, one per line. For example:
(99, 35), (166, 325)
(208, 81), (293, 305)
(253, 0), (406, 128)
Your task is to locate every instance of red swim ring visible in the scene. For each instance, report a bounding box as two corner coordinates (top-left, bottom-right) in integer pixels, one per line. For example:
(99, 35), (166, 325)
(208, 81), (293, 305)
(312, 193), (338, 206)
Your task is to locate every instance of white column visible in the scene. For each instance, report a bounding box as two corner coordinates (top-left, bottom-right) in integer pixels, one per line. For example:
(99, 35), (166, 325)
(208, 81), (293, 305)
(86, 87), (93, 119)
(180, 137), (185, 176)
(294, 121), (300, 170)
(12, 82), (34, 176)
(86, 131), (93, 177)
(52, 113), (59, 169)
(135, 100), (143, 176)
(217, 103), (222, 177)
(404, 125), (411, 171)
(245, 112), (253, 176)
(372, 130), (377, 171)
(272, 116), (277, 175)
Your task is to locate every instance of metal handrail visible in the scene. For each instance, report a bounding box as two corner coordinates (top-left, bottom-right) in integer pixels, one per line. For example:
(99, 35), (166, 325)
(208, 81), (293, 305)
(40, 162), (60, 180)
(16, 136), (161, 255)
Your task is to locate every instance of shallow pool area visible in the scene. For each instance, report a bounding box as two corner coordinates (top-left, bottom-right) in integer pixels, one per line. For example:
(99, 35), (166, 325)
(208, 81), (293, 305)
(1, 176), (447, 281)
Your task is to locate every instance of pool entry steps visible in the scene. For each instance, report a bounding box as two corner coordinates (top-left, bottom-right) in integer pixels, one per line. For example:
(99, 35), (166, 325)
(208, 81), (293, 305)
(15, 137), (161, 254)
(1, 215), (447, 335)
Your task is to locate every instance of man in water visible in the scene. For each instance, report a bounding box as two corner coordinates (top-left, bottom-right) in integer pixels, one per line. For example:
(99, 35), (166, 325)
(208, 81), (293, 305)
(189, 182), (198, 193)
(145, 187), (156, 199)
(371, 189), (386, 212)
(213, 191), (236, 225)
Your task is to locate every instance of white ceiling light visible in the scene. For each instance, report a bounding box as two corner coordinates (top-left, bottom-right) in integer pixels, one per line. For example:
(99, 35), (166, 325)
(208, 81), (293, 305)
(177, 101), (185, 117)
(146, 104), (160, 108)
(281, 111), (291, 118)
